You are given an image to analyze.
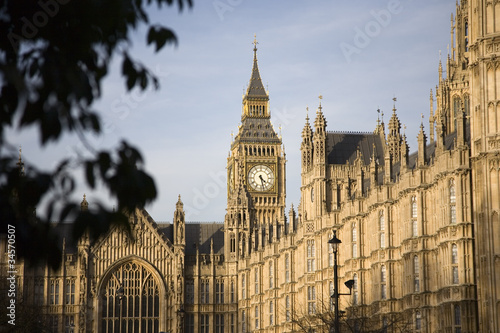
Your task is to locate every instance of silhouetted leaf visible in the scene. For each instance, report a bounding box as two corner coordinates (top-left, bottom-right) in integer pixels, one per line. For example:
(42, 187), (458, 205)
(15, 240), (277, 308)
(0, 0), (192, 270)
(85, 161), (95, 188)
(147, 25), (177, 52)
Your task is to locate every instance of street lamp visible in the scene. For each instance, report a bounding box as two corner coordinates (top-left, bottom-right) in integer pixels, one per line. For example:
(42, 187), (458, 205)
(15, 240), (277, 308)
(117, 285), (124, 333)
(328, 230), (355, 333)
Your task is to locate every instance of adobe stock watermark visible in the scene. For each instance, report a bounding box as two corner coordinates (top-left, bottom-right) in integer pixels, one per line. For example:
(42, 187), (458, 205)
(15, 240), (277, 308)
(7, 0), (71, 50)
(339, 0), (406, 64)
(212, 0), (245, 21)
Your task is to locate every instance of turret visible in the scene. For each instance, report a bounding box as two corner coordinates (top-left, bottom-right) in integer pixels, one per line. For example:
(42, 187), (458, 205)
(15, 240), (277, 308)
(301, 108), (313, 174)
(241, 36), (269, 121)
(288, 204), (296, 233)
(387, 99), (402, 162)
(81, 194), (89, 211)
(401, 134), (409, 171)
(313, 99), (327, 168)
(16, 147), (25, 176)
(429, 89), (435, 142)
(173, 195), (185, 246)
(370, 144), (378, 187)
(384, 146), (392, 184)
(354, 147), (364, 197)
(417, 122), (427, 168)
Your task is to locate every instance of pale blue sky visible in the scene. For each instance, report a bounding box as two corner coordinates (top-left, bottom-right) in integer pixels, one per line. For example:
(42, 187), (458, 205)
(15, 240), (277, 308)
(8, 0), (457, 222)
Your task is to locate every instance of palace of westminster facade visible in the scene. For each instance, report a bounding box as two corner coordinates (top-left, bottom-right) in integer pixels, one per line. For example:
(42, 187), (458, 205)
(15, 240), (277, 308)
(2, 1), (500, 332)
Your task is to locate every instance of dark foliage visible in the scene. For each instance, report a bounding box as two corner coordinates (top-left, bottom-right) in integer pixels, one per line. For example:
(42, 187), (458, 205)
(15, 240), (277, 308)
(0, 0), (192, 269)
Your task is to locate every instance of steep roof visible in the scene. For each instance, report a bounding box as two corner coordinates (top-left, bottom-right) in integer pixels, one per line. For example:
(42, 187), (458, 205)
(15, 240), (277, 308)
(245, 46), (268, 98)
(327, 132), (385, 165)
(233, 117), (281, 145)
(157, 222), (224, 255)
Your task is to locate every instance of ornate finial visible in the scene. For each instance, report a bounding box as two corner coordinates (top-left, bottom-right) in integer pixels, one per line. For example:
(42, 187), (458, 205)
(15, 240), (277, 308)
(306, 106), (309, 120)
(318, 94), (323, 112)
(231, 131), (234, 142)
(16, 145), (25, 175)
(81, 194), (89, 211)
(403, 124), (407, 136)
(253, 34), (258, 53)
(392, 97), (397, 113)
(279, 124), (282, 139)
(376, 108), (381, 126)
(381, 111), (384, 123)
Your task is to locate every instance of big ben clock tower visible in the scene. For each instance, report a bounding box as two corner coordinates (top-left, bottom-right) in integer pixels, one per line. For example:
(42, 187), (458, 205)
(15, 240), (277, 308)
(224, 38), (286, 262)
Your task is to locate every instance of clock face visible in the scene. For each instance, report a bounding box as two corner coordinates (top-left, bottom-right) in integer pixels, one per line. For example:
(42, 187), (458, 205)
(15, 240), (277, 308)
(248, 165), (274, 191)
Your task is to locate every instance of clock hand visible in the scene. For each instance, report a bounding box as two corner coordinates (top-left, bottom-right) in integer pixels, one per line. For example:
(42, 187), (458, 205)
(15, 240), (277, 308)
(259, 175), (266, 188)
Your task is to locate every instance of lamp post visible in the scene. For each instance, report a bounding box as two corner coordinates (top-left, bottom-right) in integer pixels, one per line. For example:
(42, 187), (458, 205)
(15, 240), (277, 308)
(116, 285), (124, 333)
(328, 230), (355, 333)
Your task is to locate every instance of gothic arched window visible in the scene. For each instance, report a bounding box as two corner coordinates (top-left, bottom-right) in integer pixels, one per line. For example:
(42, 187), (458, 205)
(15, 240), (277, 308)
(450, 179), (457, 224)
(411, 196), (418, 237)
(381, 265), (387, 299)
(413, 256), (420, 293)
(453, 97), (461, 131)
(353, 274), (359, 305)
(452, 244), (459, 284)
(352, 223), (358, 258)
(379, 210), (386, 248)
(101, 262), (161, 333)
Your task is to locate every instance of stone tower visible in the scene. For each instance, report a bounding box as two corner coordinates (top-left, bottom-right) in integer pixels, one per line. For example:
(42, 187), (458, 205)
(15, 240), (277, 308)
(432, 0), (471, 138)
(468, 0), (500, 331)
(225, 38), (286, 262)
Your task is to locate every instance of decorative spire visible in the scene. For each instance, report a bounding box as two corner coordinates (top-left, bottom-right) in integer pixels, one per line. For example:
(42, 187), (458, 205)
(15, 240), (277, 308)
(245, 35), (267, 99)
(176, 194), (183, 209)
(302, 107), (313, 141)
(314, 95), (326, 130)
(417, 118), (427, 167)
(81, 194), (89, 211)
(438, 51), (443, 82)
(16, 146), (25, 176)
(253, 34), (258, 56)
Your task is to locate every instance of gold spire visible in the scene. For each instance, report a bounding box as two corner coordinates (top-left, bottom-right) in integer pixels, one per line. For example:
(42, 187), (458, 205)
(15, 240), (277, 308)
(81, 194), (89, 211)
(17, 145), (25, 176)
(253, 34), (258, 55)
